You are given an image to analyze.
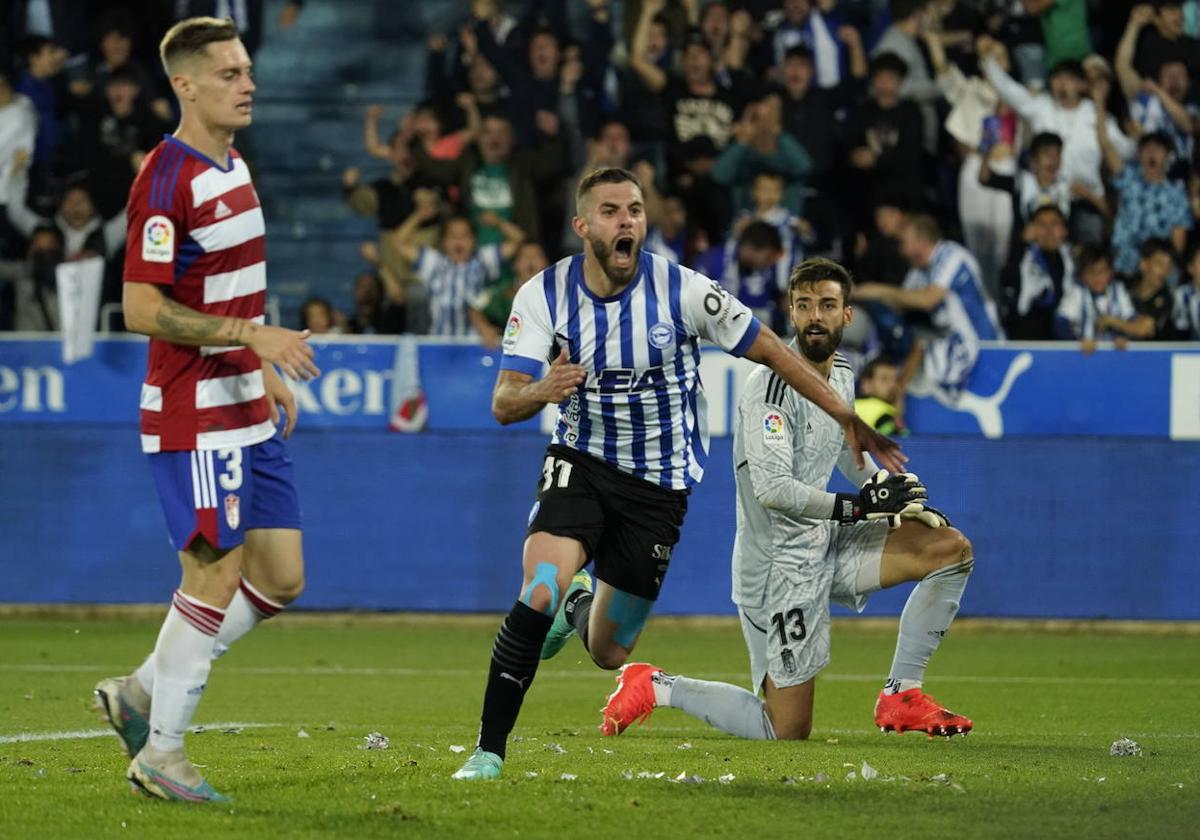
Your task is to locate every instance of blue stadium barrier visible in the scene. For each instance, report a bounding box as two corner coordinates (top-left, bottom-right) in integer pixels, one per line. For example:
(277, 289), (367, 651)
(1, 337), (1197, 618)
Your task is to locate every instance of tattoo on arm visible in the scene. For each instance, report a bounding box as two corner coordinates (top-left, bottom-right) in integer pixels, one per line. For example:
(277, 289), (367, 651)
(154, 296), (247, 346)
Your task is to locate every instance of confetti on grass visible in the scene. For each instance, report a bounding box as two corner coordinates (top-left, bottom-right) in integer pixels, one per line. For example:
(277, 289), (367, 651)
(1110, 738), (1142, 757)
(360, 732), (390, 750)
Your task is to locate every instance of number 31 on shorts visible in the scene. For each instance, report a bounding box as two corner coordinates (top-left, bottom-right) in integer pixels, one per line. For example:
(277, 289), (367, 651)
(541, 456), (573, 490)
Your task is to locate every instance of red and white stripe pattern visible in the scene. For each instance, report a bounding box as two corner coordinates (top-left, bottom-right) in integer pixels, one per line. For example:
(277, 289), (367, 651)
(239, 577), (283, 619)
(125, 140), (274, 454)
(171, 589), (225, 637)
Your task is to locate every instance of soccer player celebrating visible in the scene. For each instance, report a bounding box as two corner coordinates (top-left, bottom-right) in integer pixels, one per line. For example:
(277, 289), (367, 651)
(452, 170), (905, 780)
(600, 258), (974, 742)
(92, 17), (320, 802)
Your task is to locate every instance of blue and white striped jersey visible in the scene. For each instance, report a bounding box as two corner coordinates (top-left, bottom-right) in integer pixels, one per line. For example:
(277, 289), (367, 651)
(1173, 284), (1200, 340)
(416, 244), (502, 337)
(501, 251), (762, 490)
(1055, 279), (1137, 340)
(904, 240), (1003, 343)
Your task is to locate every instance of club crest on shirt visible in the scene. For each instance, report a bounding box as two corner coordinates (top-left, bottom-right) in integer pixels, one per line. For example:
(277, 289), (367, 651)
(763, 411), (786, 444)
(224, 493), (240, 530)
(503, 313), (521, 351)
(142, 215), (173, 263)
(648, 321), (674, 350)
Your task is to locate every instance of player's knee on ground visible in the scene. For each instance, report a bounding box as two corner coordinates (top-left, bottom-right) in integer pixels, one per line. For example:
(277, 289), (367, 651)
(766, 705), (812, 740)
(923, 527), (973, 574)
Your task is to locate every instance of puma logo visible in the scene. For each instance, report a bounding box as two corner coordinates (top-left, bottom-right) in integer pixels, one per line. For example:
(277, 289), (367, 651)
(910, 352), (1033, 438)
(499, 672), (530, 689)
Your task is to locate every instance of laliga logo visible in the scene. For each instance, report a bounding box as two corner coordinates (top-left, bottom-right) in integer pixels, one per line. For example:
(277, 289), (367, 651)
(146, 220), (171, 246)
(763, 413), (784, 434)
(504, 314), (521, 342)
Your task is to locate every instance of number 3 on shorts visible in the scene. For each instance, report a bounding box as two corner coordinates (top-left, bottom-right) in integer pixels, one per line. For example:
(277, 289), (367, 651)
(541, 456), (573, 491)
(217, 447), (244, 491)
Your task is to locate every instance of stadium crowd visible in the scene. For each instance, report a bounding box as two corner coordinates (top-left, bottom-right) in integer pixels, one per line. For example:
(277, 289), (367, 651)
(2, 1), (1199, 407)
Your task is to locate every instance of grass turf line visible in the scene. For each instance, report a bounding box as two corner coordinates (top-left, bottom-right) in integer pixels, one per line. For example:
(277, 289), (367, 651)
(0, 616), (1196, 839)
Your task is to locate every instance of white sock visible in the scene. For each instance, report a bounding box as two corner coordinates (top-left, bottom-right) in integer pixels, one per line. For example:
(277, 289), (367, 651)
(885, 557), (973, 694)
(656, 672), (776, 740)
(147, 590), (225, 752)
(213, 577), (284, 660)
(136, 578), (284, 691)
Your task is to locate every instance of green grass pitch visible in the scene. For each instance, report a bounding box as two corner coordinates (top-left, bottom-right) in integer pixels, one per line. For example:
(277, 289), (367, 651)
(1, 614), (1197, 839)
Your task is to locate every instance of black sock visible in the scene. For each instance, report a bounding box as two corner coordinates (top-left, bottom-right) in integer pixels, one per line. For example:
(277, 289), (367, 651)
(564, 589), (593, 651)
(477, 601), (552, 759)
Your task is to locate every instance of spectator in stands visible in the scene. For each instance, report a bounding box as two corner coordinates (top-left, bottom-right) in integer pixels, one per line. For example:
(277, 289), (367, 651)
(1102, 130), (1193, 277)
(854, 213), (1002, 393)
(390, 193), (523, 337)
(845, 52), (925, 228)
(728, 170), (809, 296)
(1001, 204), (1075, 340)
(698, 219), (786, 331)
(0, 225), (64, 330)
(642, 174), (691, 266)
(71, 12), (172, 123)
(855, 356), (906, 436)
(365, 98), (477, 166)
(713, 93), (813, 215)
(1172, 242), (1200, 338)
(872, 0), (943, 153)
(347, 260), (406, 336)
(775, 46), (842, 197)
(473, 15), (561, 150)
(299, 297), (344, 335)
(14, 36), (68, 177)
(1025, 0), (1092, 70)
(928, 0), (985, 76)
(621, 0), (672, 160)
(632, 16), (744, 178)
(468, 239), (548, 348)
(172, 0), (304, 58)
(672, 135), (733, 245)
(5, 168), (125, 271)
(75, 65), (168, 218)
(766, 0), (853, 90)
(1128, 237), (1178, 339)
(926, 31), (1014, 299)
(1054, 246), (1147, 348)
(1131, 1), (1200, 80)
(409, 111), (565, 256)
(1116, 11), (1197, 181)
(982, 48), (1136, 245)
(0, 69), (36, 259)
(853, 190), (913, 360)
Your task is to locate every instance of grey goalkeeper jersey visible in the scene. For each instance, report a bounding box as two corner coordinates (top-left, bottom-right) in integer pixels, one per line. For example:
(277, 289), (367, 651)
(731, 349), (878, 607)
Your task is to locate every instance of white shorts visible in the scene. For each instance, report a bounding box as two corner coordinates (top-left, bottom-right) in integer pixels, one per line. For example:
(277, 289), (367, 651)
(737, 520), (889, 692)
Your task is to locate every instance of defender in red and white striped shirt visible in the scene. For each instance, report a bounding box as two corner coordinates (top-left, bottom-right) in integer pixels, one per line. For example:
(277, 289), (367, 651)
(92, 17), (321, 804)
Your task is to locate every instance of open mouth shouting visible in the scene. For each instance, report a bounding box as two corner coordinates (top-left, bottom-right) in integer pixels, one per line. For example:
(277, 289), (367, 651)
(611, 235), (637, 267)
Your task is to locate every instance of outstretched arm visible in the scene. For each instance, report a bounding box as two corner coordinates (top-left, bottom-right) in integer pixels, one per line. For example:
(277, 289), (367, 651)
(742, 327), (905, 472)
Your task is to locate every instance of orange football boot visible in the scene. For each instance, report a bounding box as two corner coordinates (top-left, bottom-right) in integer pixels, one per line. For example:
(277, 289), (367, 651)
(874, 688), (973, 737)
(600, 663), (661, 736)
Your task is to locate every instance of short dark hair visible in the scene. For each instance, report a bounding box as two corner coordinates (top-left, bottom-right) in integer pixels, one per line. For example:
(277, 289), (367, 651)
(1031, 203), (1067, 224)
(869, 51), (908, 80)
(860, 356), (897, 382)
(440, 215), (475, 240)
(1049, 59), (1086, 81)
(159, 16), (239, 73)
(889, 0), (926, 22)
(1139, 237), (1174, 260)
(783, 45), (814, 64)
(906, 213), (941, 243)
(788, 257), (853, 304)
(1138, 130), (1174, 152)
(753, 169), (784, 184)
(575, 167), (643, 207)
(739, 220), (783, 252)
(17, 35), (55, 64)
(300, 296), (334, 329)
(1029, 132), (1063, 156)
(105, 64), (141, 87)
(1077, 245), (1112, 273)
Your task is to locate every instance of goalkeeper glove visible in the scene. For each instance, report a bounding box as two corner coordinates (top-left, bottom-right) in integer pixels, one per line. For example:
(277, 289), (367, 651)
(900, 504), (952, 529)
(832, 470), (928, 527)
